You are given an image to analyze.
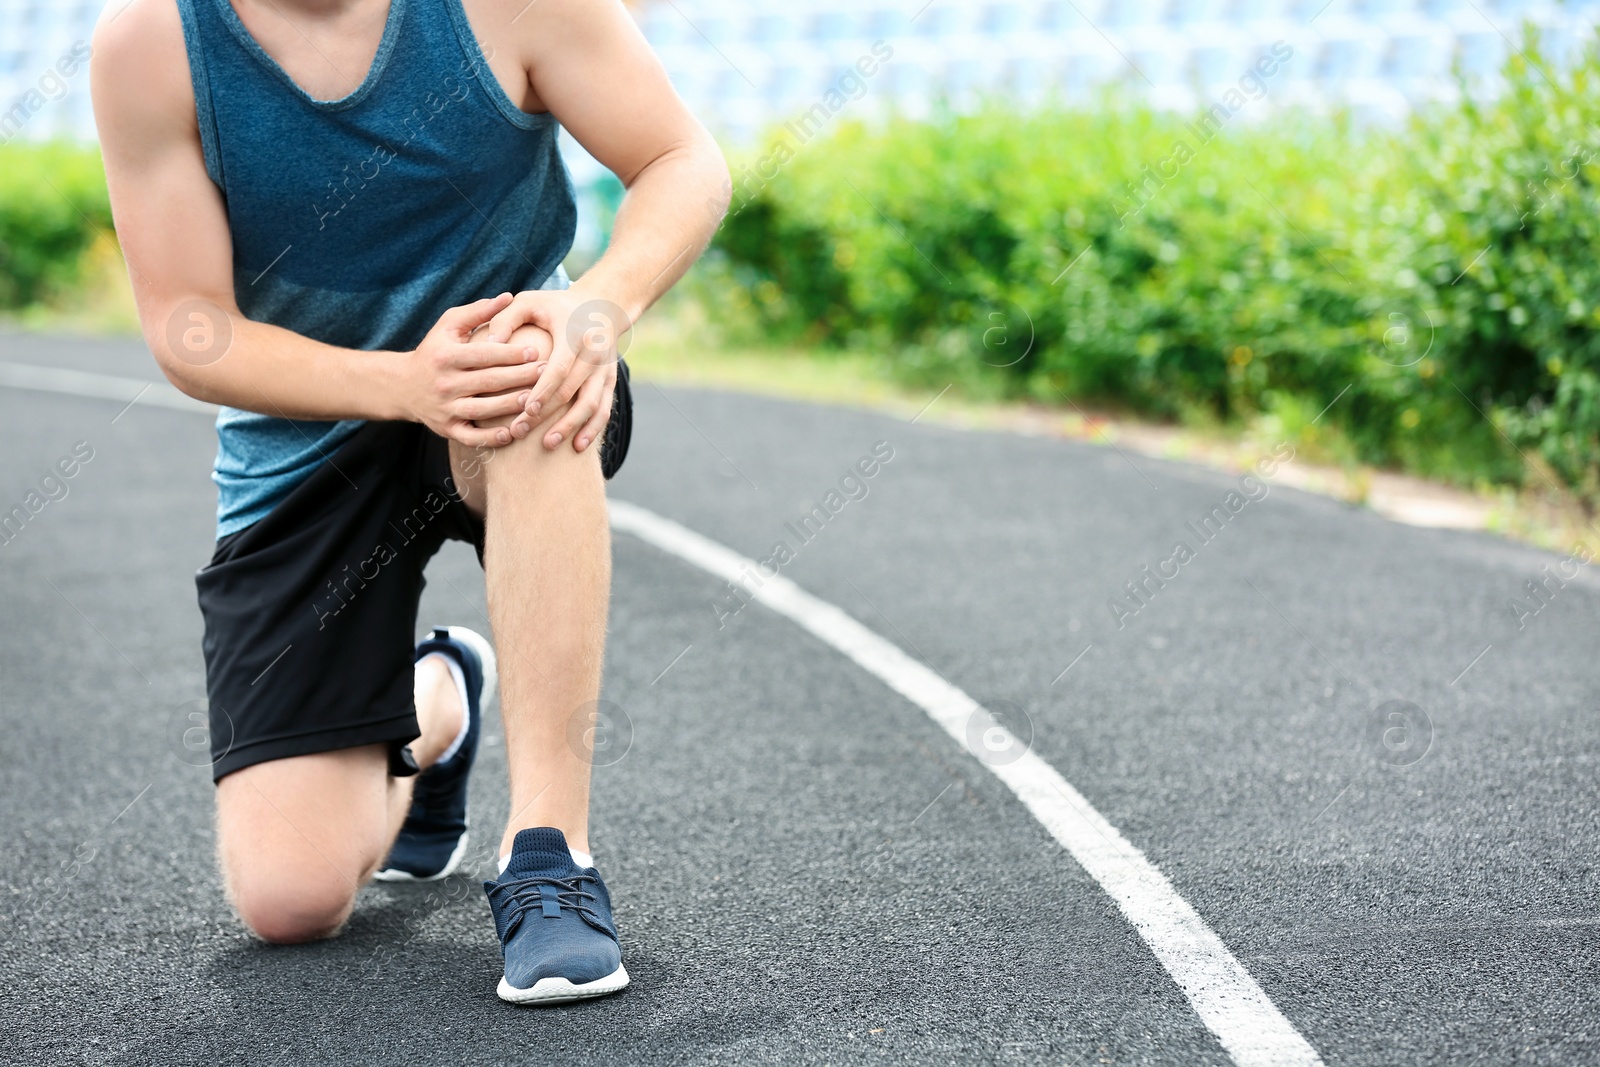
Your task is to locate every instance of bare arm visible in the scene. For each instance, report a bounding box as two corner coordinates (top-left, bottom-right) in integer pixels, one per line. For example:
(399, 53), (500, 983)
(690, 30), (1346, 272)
(474, 0), (731, 453)
(90, 0), (541, 447)
(529, 0), (731, 325)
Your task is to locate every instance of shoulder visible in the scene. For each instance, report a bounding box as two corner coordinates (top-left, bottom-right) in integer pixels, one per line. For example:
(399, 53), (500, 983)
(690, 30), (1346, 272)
(91, 0), (196, 137)
(464, 0), (639, 55)
(93, 0), (188, 74)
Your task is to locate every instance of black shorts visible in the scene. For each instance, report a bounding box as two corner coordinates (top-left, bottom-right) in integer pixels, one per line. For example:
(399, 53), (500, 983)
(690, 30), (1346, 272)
(195, 360), (632, 781)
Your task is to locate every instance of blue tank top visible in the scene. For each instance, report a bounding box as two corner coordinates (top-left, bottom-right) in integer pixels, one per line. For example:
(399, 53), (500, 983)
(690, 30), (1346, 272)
(175, 0), (577, 536)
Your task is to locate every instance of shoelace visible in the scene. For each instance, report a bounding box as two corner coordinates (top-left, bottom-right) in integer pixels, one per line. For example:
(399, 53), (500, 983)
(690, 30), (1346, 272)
(487, 874), (609, 935)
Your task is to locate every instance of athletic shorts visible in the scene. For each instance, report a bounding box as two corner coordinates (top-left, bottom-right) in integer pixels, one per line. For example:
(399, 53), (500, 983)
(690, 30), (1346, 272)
(195, 360), (632, 781)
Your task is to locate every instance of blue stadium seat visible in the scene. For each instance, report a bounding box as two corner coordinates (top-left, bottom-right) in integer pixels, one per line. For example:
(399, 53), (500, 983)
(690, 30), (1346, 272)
(4, 0), (1599, 256)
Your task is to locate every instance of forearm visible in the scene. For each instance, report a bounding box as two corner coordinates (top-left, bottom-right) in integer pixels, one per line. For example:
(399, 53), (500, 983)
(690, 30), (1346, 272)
(569, 137), (730, 326)
(147, 310), (407, 422)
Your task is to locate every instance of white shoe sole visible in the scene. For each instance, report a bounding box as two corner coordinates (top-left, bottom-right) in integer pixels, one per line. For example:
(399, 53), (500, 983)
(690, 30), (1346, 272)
(444, 625), (498, 711)
(375, 627), (496, 883)
(372, 830), (469, 882)
(497, 963), (630, 1005)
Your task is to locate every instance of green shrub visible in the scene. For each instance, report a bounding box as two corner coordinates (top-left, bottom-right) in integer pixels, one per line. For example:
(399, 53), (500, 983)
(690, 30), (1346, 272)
(713, 35), (1600, 497)
(1411, 38), (1600, 497)
(0, 141), (114, 309)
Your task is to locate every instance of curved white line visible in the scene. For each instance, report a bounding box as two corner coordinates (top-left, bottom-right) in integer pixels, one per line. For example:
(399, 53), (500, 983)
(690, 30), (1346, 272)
(609, 498), (1325, 1067)
(0, 362), (1324, 1064)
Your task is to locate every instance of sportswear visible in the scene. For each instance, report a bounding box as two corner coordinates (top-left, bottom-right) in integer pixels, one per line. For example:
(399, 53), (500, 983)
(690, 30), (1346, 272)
(374, 626), (495, 881)
(484, 827), (629, 1004)
(194, 369), (631, 781)
(174, 0), (578, 536)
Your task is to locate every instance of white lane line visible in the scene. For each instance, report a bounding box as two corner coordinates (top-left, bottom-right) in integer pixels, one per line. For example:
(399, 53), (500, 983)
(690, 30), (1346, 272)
(0, 362), (216, 415)
(609, 499), (1325, 1067)
(2, 364), (1324, 1065)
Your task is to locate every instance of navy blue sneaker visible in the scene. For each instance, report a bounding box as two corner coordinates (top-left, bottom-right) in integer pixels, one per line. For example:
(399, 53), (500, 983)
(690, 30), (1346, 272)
(374, 626), (496, 882)
(484, 828), (629, 1004)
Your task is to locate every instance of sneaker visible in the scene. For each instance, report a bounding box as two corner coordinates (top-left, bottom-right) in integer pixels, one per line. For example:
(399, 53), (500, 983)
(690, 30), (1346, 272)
(483, 827), (629, 1004)
(374, 626), (496, 882)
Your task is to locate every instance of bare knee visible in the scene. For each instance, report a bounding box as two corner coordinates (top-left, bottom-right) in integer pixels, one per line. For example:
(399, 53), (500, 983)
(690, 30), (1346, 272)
(229, 867), (355, 944)
(214, 749), (390, 944)
(450, 395), (597, 512)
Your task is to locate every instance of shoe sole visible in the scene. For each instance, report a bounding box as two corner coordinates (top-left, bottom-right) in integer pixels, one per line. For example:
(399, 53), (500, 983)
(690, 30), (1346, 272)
(497, 963), (630, 1005)
(445, 625), (498, 711)
(372, 830), (470, 882)
(375, 627), (496, 883)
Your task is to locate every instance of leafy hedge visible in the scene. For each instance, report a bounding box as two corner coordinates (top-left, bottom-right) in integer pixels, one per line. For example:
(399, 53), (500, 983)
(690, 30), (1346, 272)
(713, 36), (1600, 498)
(5, 43), (1599, 499)
(0, 142), (113, 310)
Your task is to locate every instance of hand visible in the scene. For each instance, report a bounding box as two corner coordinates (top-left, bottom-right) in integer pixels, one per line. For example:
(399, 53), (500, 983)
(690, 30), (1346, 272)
(481, 287), (623, 454)
(404, 293), (554, 447)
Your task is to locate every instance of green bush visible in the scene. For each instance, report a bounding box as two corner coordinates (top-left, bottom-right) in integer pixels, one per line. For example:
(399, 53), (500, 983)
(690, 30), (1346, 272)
(0, 141), (114, 309)
(713, 35), (1600, 498)
(1412, 41), (1600, 498)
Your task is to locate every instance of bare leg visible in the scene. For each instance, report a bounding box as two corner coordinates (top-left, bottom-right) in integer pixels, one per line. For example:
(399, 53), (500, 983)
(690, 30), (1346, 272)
(216, 664), (463, 944)
(217, 321), (603, 939)
(450, 337), (610, 859)
(374, 654), (466, 842)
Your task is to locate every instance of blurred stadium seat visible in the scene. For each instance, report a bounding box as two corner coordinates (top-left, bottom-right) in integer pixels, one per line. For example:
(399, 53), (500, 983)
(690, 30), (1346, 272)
(4, 0), (1599, 258)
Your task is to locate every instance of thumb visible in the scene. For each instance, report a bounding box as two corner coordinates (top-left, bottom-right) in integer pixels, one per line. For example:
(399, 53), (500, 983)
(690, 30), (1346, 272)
(439, 293), (514, 340)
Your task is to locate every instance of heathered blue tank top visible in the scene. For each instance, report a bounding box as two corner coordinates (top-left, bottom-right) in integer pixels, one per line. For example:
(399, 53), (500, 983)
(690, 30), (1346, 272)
(175, 0), (577, 537)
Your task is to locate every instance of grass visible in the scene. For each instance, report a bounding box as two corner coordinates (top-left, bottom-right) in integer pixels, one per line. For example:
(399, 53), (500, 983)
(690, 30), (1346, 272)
(631, 299), (1600, 557)
(5, 251), (1595, 556)
(0, 233), (141, 336)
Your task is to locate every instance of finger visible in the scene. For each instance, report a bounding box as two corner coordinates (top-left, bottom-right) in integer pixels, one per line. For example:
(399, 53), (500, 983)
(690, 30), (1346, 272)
(573, 380), (615, 453)
(543, 388), (600, 451)
(453, 390), (532, 423)
(448, 342), (541, 370)
(544, 370), (607, 450)
(448, 419), (515, 448)
(453, 363), (546, 398)
(551, 363), (592, 409)
(484, 293), (548, 343)
(483, 305), (524, 344)
(524, 351), (576, 416)
(514, 328), (554, 363)
(439, 293), (514, 339)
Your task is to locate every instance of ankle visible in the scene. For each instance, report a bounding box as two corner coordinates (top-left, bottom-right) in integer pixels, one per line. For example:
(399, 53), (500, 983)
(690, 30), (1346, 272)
(497, 836), (595, 874)
(499, 828), (591, 861)
(411, 654), (465, 769)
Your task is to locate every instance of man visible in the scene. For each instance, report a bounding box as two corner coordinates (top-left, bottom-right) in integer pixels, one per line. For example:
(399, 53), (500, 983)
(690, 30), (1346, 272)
(91, 0), (729, 1003)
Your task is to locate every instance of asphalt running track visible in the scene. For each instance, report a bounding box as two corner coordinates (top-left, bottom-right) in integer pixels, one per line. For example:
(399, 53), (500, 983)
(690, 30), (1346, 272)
(1, 330), (1597, 1066)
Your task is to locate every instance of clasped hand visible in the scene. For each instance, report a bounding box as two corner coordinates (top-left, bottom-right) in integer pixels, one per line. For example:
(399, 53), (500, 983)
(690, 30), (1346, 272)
(406, 289), (623, 453)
